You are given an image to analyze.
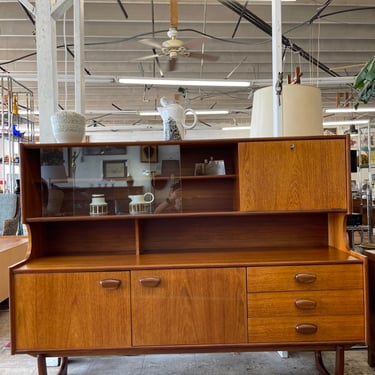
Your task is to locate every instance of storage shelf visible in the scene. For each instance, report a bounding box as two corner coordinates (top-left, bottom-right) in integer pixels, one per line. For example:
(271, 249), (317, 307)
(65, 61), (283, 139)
(25, 208), (349, 223)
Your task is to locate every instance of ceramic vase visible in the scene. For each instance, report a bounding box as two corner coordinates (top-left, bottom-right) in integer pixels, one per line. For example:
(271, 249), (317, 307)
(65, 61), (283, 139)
(51, 110), (86, 143)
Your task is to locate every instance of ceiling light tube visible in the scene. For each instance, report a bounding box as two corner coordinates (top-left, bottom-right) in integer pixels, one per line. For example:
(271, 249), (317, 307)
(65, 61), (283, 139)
(323, 119), (370, 126)
(325, 107), (375, 113)
(119, 77), (251, 88)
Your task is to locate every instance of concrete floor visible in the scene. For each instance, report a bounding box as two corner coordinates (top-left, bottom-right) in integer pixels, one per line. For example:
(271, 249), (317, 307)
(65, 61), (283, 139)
(1, 304), (375, 375)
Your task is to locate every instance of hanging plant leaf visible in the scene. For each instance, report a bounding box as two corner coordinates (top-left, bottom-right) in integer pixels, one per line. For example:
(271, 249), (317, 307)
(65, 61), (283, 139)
(354, 56), (375, 108)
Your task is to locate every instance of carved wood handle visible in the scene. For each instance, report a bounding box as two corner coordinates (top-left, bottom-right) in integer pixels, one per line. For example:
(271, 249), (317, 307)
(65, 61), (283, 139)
(99, 279), (121, 289)
(139, 277), (161, 288)
(295, 323), (318, 335)
(295, 299), (317, 310)
(295, 273), (317, 284)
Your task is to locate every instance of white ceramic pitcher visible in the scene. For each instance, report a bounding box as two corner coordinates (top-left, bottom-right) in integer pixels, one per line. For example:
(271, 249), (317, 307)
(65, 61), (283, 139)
(128, 192), (154, 214)
(157, 97), (198, 140)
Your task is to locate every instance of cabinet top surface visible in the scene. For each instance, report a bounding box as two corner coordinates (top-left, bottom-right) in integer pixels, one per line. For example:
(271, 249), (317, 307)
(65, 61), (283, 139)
(22, 135), (348, 149)
(14, 248), (362, 272)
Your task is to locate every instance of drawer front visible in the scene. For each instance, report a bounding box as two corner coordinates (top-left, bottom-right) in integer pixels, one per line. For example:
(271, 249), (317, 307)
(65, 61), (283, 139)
(247, 264), (363, 292)
(248, 290), (364, 317)
(248, 315), (365, 343)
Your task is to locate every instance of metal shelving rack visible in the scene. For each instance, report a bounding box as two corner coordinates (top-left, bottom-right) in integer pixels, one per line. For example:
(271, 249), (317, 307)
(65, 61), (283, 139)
(353, 121), (375, 245)
(0, 75), (34, 193)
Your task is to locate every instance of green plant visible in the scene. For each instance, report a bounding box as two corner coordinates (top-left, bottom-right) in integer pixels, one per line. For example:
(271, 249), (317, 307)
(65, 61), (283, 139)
(354, 56), (375, 108)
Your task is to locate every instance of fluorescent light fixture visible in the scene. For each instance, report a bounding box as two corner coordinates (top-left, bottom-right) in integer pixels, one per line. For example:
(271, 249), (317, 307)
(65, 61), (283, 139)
(325, 107), (375, 113)
(118, 77), (251, 88)
(323, 119), (370, 126)
(222, 126), (251, 131)
(139, 109), (230, 116)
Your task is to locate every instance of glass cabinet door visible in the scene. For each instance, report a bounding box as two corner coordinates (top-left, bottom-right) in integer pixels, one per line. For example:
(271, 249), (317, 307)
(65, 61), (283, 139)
(39, 144), (182, 217)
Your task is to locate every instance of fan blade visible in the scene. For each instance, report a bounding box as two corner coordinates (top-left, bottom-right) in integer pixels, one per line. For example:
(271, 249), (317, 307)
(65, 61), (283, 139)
(170, 0), (178, 28)
(188, 52), (219, 62)
(139, 38), (163, 49)
(135, 53), (161, 61)
(183, 37), (208, 49)
(168, 58), (177, 72)
(153, 48), (165, 77)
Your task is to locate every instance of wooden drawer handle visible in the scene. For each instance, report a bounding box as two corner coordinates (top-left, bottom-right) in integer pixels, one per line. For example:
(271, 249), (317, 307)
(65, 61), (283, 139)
(295, 323), (317, 335)
(295, 299), (317, 310)
(295, 273), (317, 284)
(99, 279), (121, 289)
(139, 277), (161, 288)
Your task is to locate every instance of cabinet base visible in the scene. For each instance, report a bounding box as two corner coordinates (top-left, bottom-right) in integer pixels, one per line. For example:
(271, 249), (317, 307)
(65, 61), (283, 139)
(35, 348), (345, 375)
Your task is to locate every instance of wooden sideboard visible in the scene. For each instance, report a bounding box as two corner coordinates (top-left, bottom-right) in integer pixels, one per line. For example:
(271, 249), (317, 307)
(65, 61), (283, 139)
(10, 137), (368, 375)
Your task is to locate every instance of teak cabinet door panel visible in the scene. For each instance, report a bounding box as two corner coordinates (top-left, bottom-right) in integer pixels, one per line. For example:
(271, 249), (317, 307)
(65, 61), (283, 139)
(131, 268), (247, 346)
(12, 272), (131, 351)
(238, 139), (349, 211)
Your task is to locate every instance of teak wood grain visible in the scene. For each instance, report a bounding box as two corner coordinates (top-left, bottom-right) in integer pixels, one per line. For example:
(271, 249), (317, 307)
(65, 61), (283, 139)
(131, 268), (247, 346)
(238, 138), (350, 211)
(12, 272), (131, 350)
(10, 137), (367, 375)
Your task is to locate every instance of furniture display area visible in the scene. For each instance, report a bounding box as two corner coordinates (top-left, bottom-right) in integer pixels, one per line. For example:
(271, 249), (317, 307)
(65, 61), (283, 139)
(0, 236), (27, 302)
(0, 193), (20, 235)
(0, 75), (34, 193)
(350, 123), (375, 247)
(10, 136), (368, 375)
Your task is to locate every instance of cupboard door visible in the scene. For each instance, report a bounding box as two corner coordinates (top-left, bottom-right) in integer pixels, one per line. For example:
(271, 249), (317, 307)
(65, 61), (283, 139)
(238, 139), (349, 211)
(131, 268), (247, 346)
(12, 272), (131, 351)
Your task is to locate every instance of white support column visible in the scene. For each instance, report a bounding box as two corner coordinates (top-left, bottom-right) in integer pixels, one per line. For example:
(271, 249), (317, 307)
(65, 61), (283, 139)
(35, 0), (58, 143)
(73, 0), (85, 114)
(272, 0), (283, 137)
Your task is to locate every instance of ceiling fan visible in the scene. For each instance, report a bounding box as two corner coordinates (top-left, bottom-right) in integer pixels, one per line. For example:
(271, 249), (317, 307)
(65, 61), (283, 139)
(137, 0), (219, 71)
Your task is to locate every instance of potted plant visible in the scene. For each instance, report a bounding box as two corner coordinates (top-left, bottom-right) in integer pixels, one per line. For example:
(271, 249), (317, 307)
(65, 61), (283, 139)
(354, 56), (375, 108)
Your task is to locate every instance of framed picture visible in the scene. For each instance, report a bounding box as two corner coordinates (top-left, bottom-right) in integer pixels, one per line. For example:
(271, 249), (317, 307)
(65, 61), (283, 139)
(102, 160), (127, 180)
(140, 145), (158, 163)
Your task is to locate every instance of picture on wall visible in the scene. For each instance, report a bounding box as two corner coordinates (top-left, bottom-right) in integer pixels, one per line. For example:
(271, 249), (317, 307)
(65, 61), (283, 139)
(102, 160), (127, 180)
(140, 145), (158, 163)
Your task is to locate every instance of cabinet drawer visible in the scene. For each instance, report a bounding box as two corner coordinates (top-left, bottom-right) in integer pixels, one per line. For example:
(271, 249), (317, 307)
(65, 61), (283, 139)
(248, 315), (365, 343)
(247, 264), (363, 292)
(248, 290), (364, 317)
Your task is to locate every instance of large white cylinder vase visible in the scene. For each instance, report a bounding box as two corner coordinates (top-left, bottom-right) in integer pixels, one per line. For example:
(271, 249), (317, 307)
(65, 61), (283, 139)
(51, 110), (86, 143)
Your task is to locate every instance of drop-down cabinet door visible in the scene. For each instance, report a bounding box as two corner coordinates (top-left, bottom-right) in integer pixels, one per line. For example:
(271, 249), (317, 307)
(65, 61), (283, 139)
(238, 138), (350, 211)
(131, 267), (247, 346)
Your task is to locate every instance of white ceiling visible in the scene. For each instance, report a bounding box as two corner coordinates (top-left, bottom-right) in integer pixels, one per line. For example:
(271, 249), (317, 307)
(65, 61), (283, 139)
(0, 0), (374, 134)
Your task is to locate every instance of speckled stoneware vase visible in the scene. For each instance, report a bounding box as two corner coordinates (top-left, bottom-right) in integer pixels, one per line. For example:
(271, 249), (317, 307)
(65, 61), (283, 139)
(51, 110), (86, 143)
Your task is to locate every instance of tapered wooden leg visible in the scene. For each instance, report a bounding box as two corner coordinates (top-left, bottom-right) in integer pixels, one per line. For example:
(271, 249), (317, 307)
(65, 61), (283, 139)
(315, 351), (330, 375)
(335, 346), (345, 375)
(37, 354), (48, 375)
(314, 347), (345, 375)
(36, 356), (68, 375)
